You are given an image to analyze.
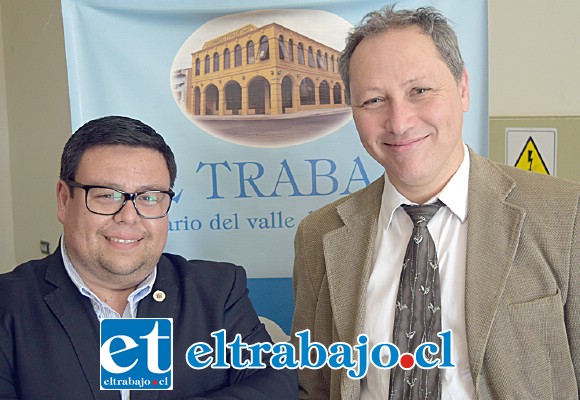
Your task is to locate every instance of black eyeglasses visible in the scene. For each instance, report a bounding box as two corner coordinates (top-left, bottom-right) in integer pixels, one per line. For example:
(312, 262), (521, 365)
(67, 180), (175, 219)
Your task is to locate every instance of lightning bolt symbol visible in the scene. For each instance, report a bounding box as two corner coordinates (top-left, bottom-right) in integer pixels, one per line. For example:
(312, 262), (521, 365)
(527, 150), (533, 171)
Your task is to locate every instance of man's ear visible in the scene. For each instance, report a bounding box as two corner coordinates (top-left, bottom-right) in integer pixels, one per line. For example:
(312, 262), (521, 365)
(56, 180), (70, 224)
(459, 68), (470, 112)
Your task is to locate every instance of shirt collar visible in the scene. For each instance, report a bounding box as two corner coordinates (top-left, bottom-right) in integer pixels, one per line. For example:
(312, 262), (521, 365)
(438, 144), (470, 223)
(60, 236), (157, 318)
(380, 143), (470, 226)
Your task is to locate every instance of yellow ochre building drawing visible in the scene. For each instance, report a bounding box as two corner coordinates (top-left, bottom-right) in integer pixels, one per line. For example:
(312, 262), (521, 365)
(186, 23), (348, 117)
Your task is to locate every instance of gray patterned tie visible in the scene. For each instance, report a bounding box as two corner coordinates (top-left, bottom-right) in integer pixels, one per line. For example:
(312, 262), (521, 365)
(389, 200), (444, 400)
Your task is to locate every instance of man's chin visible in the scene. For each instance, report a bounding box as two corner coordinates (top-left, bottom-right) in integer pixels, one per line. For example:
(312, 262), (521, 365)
(100, 259), (152, 281)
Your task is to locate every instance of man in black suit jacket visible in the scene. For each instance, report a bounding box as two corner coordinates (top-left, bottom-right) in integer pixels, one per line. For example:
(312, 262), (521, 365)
(0, 116), (297, 399)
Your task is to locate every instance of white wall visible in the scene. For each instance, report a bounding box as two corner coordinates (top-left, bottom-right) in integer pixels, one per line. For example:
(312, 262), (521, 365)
(1, 0), (71, 271)
(489, 1), (580, 116)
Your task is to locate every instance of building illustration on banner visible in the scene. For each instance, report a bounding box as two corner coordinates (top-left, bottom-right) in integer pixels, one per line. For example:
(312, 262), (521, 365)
(171, 11), (353, 148)
(186, 23), (346, 117)
(505, 128), (557, 176)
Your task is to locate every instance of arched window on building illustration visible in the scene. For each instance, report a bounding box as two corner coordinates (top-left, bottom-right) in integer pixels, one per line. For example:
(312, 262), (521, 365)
(330, 55), (335, 72)
(281, 75), (293, 113)
(204, 55), (210, 74)
(319, 80), (330, 105)
(325, 53), (329, 71)
(316, 50), (326, 69)
(224, 48), (231, 69)
(297, 43), (305, 65)
(205, 84), (219, 115)
(213, 52), (220, 72)
(247, 41), (255, 64)
(195, 58), (200, 76)
(225, 81), (242, 115)
(234, 45), (242, 67)
(193, 86), (201, 115)
(258, 35), (269, 60)
(279, 35), (290, 60)
(288, 39), (294, 62)
(308, 47), (315, 68)
(333, 83), (343, 104)
(300, 78), (315, 105)
(248, 76), (271, 115)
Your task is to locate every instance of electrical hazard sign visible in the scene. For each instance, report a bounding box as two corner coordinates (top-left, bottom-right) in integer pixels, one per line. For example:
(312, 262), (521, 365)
(505, 128), (557, 176)
(514, 137), (549, 174)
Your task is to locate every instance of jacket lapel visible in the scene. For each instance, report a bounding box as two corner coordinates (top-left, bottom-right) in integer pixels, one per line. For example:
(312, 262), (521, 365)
(322, 178), (383, 398)
(136, 256), (180, 319)
(465, 150), (526, 384)
(323, 177), (384, 346)
(43, 250), (119, 400)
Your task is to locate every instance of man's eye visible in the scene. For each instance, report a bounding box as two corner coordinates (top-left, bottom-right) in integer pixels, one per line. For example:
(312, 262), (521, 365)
(93, 192), (116, 200)
(139, 194), (159, 204)
(414, 88), (430, 95)
(362, 97), (383, 106)
(107, 192), (124, 201)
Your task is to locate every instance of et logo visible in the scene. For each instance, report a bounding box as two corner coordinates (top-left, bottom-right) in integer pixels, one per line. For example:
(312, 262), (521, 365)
(100, 318), (173, 390)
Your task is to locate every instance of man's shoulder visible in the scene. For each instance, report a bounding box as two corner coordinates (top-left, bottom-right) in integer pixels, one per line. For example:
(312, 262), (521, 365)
(474, 154), (580, 201)
(158, 253), (245, 286)
(0, 256), (50, 286)
(155, 254), (251, 313)
(511, 167), (579, 195)
(300, 176), (384, 228)
(0, 256), (53, 311)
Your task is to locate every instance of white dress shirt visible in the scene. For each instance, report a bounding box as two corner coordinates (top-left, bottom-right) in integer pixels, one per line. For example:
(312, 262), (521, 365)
(361, 144), (475, 399)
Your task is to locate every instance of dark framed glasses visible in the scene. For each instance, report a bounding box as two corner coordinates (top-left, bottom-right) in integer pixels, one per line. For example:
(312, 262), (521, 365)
(67, 180), (174, 219)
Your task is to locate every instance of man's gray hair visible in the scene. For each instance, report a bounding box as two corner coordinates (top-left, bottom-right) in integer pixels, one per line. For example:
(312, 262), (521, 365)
(339, 4), (464, 105)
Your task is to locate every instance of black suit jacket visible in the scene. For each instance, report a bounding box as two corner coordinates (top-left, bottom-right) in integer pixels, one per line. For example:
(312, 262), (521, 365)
(0, 250), (298, 399)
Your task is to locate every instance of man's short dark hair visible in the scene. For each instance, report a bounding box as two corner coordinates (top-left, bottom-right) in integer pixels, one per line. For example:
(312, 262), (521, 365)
(59, 116), (177, 188)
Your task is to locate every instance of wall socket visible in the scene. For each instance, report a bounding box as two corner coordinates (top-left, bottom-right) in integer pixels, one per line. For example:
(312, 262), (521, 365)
(40, 240), (50, 255)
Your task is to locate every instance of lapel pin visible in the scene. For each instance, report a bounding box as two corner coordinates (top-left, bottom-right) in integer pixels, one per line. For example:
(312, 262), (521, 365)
(153, 290), (166, 302)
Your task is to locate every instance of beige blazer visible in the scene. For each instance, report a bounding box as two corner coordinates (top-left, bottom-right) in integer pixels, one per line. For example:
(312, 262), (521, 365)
(291, 149), (580, 399)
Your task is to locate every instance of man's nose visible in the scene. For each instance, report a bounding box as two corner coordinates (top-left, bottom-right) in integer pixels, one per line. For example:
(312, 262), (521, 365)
(113, 197), (140, 223)
(385, 99), (414, 135)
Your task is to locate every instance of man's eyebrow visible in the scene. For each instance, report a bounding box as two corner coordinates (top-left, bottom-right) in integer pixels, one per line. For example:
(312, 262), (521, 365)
(82, 181), (169, 192)
(352, 77), (427, 95)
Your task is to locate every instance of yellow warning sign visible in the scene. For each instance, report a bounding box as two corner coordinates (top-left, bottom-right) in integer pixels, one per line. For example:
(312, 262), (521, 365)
(514, 137), (550, 175)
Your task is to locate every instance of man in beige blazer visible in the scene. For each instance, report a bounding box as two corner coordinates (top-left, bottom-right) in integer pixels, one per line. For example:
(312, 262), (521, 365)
(291, 5), (579, 399)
